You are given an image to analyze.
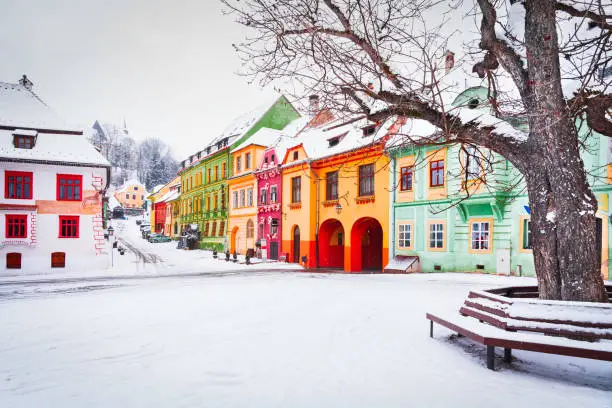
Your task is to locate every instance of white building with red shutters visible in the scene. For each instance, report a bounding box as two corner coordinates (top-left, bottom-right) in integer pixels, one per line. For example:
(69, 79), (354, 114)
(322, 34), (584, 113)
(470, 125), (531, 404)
(0, 76), (111, 273)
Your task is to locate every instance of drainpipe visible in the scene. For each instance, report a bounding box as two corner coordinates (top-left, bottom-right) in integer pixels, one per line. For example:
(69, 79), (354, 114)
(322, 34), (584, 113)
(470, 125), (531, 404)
(313, 163), (320, 269)
(389, 151), (396, 261)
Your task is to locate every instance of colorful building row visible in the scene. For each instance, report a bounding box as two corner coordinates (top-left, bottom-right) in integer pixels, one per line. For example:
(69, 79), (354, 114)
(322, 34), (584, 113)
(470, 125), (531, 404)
(176, 90), (611, 280)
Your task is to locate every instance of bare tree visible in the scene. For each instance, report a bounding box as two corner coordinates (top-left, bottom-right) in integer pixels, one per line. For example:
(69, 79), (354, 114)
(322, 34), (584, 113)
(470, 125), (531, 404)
(223, 0), (611, 301)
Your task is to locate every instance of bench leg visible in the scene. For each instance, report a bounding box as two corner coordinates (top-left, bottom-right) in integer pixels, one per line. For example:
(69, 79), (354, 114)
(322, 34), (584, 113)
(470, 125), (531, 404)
(429, 320), (433, 338)
(486, 346), (495, 370)
(504, 348), (512, 363)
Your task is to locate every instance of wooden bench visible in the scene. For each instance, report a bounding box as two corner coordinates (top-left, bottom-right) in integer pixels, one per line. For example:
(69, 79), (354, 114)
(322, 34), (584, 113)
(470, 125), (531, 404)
(427, 286), (612, 370)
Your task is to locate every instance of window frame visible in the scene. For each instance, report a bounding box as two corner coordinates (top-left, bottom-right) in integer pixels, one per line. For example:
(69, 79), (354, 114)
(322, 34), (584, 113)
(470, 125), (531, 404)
(13, 135), (35, 149)
(427, 221), (446, 251)
(56, 174), (83, 201)
(520, 217), (533, 252)
(246, 153), (252, 169)
(270, 185), (278, 203)
(5, 171), (33, 199)
(358, 163), (375, 197)
(429, 160), (445, 187)
(397, 223), (413, 249)
(6, 214), (27, 238)
(246, 219), (254, 238)
(260, 188), (267, 205)
(469, 219), (493, 253)
(58, 215), (80, 238)
(326, 171), (338, 200)
(291, 176), (302, 203)
(400, 166), (413, 191)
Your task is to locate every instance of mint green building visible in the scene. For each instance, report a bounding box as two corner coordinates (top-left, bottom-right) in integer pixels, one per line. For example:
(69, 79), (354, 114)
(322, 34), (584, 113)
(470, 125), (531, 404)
(388, 87), (611, 280)
(178, 96), (300, 251)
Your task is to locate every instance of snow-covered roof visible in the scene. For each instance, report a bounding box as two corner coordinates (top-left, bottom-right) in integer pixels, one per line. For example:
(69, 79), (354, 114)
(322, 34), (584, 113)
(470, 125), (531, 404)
(107, 194), (121, 209)
(115, 179), (145, 192)
(158, 189), (180, 203)
(0, 81), (73, 131)
(0, 129), (110, 166)
(231, 127), (284, 153)
(283, 115), (395, 163)
(151, 184), (165, 194)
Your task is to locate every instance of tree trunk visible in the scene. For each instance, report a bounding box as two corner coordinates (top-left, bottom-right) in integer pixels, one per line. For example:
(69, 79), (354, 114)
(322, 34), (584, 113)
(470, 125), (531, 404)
(521, 0), (607, 302)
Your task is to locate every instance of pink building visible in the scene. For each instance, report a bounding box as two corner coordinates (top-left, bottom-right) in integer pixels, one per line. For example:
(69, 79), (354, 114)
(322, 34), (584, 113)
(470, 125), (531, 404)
(254, 134), (288, 261)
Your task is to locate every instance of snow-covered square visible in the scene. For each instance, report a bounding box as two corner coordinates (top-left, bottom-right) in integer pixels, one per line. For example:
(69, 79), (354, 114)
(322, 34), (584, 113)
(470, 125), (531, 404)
(1, 272), (610, 407)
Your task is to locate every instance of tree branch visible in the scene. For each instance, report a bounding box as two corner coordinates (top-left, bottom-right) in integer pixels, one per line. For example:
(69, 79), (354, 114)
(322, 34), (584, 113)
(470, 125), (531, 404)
(556, 2), (612, 32)
(476, 0), (529, 98)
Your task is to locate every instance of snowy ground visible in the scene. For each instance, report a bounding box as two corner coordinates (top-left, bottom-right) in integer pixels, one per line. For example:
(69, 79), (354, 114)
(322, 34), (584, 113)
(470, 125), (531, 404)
(0, 272), (610, 407)
(0, 219), (302, 284)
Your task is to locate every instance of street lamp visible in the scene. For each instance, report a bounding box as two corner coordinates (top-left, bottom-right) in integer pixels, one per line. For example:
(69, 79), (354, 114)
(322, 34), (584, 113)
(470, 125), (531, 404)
(108, 225), (115, 268)
(335, 203), (342, 215)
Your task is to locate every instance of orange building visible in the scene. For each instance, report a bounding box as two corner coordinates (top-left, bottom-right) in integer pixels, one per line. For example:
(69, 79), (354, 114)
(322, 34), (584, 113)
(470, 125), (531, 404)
(227, 131), (271, 254)
(281, 113), (402, 272)
(113, 179), (146, 209)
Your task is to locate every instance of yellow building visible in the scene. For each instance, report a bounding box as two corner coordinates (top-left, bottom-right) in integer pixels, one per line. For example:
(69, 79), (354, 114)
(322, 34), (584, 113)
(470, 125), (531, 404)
(281, 113), (401, 272)
(227, 133), (270, 255)
(113, 179), (146, 209)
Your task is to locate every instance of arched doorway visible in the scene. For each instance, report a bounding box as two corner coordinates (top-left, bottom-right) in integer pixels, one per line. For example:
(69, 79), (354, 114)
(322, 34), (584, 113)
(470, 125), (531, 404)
(319, 219), (344, 268)
(292, 225), (301, 263)
(350, 217), (383, 272)
(230, 226), (239, 254)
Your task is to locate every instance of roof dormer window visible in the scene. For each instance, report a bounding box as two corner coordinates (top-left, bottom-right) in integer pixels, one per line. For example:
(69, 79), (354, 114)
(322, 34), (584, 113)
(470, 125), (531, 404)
(362, 124), (377, 137)
(328, 132), (348, 148)
(12, 129), (38, 149)
(468, 98), (480, 109)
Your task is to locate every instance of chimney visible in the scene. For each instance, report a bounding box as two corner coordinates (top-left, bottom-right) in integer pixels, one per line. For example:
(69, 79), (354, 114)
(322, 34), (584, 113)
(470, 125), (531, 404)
(19, 74), (33, 90)
(309, 94), (320, 114)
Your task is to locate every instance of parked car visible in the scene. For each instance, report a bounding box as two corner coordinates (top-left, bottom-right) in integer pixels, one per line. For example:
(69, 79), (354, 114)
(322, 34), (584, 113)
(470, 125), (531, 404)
(139, 223), (151, 231)
(136, 219), (142, 225)
(141, 228), (151, 239)
(150, 234), (171, 243)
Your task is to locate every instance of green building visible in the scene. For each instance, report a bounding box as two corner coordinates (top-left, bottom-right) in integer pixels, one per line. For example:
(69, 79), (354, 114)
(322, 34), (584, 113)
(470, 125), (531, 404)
(388, 86), (611, 280)
(178, 96), (300, 251)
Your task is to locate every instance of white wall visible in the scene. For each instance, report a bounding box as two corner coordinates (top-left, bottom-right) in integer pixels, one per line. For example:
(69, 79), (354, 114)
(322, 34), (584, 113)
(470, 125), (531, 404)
(0, 162), (109, 274)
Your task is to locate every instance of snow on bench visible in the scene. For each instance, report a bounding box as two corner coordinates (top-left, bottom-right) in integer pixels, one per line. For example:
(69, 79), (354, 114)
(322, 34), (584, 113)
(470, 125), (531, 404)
(426, 286), (612, 370)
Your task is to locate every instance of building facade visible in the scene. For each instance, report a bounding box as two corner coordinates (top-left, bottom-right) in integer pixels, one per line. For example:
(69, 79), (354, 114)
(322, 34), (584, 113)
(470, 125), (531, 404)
(177, 95), (300, 252)
(388, 86), (611, 280)
(0, 77), (111, 273)
(113, 179), (146, 209)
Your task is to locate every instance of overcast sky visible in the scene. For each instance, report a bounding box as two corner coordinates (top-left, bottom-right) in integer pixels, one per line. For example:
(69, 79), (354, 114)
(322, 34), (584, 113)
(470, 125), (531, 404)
(0, 0), (282, 159)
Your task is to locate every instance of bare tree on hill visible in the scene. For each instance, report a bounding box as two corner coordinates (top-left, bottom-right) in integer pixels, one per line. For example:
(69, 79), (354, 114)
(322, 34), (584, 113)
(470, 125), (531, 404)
(223, 0), (611, 301)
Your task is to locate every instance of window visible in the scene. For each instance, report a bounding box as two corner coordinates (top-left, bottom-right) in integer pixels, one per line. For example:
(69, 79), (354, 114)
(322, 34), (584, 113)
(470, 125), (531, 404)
(240, 190), (246, 207)
(522, 219), (532, 250)
(237, 157), (242, 172)
(246, 219), (254, 238)
(5, 171), (33, 199)
(126, 194), (130, 199)
(429, 223), (444, 249)
(13, 136), (35, 149)
(359, 164), (375, 196)
(215, 165), (219, 181)
(293, 151), (298, 161)
(246, 153), (252, 169)
(6, 215), (27, 238)
(328, 137), (340, 147)
(400, 167), (413, 191)
(471, 221), (491, 251)
(141, 195), (144, 200)
(134, 186), (139, 191)
(211, 222), (217, 237)
(6, 253), (21, 269)
(233, 191), (238, 208)
(222, 163), (227, 179)
(247, 189), (253, 206)
(398, 224), (412, 248)
(57, 174), (82, 201)
(204, 222), (210, 237)
(465, 146), (481, 181)
(362, 125), (377, 137)
(260, 189), (267, 205)
(132, 194), (136, 200)
(430, 160), (445, 187)
(51, 252), (66, 268)
(221, 191), (226, 209)
(271, 154), (275, 162)
(206, 196), (210, 211)
(59, 216), (79, 238)
(270, 218), (279, 235)
(219, 221), (225, 236)
(264, 157), (269, 164)
(326, 171), (338, 200)
(291, 176), (301, 203)
(270, 186), (278, 203)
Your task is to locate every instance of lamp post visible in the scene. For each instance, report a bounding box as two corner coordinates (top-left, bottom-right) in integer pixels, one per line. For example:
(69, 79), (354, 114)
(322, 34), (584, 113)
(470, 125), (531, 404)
(108, 225), (114, 268)
(335, 203), (342, 215)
